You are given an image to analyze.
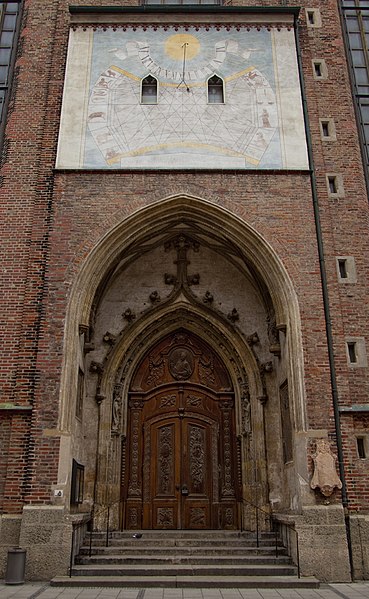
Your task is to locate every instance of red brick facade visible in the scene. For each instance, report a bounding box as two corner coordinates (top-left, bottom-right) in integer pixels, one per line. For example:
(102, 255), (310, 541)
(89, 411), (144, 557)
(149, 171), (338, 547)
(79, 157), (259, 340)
(0, 0), (369, 582)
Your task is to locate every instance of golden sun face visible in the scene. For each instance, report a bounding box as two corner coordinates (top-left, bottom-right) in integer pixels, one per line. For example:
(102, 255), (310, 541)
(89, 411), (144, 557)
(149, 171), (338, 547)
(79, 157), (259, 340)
(164, 33), (201, 61)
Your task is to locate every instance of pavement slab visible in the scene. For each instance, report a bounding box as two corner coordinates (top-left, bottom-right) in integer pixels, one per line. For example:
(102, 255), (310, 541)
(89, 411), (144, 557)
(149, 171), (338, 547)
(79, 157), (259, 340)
(0, 584), (369, 599)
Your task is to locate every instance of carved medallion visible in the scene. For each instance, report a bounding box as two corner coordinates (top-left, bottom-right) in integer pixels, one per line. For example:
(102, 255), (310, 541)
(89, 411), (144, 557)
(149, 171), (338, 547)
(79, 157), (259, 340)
(168, 348), (194, 381)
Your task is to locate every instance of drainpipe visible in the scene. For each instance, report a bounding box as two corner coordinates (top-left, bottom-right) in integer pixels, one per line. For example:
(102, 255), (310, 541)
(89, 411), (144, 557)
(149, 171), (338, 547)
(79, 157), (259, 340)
(293, 14), (354, 579)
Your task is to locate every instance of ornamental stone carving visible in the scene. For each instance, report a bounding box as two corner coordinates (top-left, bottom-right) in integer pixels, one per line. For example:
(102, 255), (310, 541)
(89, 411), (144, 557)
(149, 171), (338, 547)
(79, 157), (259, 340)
(310, 439), (342, 498)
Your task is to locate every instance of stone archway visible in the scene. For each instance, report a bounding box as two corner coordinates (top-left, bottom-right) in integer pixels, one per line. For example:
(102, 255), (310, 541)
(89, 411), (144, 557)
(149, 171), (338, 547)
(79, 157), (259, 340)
(57, 194), (306, 531)
(123, 329), (239, 530)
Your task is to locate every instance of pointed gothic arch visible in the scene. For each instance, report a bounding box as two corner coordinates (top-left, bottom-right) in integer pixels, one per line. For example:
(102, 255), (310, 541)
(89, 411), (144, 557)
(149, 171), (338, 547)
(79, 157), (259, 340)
(57, 194), (306, 529)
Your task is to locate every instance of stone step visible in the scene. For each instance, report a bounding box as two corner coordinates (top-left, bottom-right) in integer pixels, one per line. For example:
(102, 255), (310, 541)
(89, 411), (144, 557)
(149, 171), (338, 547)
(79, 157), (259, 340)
(51, 575), (320, 589)
(91, 531), (275, 540)
(88, 538), (280, 548)
(71, 564), (297, 577)
(76, 554), (291, 566)
(79, 545), (287, 556)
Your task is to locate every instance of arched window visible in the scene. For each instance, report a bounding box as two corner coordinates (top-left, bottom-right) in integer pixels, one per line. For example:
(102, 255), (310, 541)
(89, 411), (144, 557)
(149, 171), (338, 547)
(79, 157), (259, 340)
(207, 75), (224, 104)
(141, 75), (158, 105)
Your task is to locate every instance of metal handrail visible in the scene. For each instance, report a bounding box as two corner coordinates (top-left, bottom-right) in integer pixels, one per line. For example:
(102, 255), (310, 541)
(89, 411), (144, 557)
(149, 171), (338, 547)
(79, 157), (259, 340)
(239, 497), (278, 555)
(239, 498), (300, 578)
(88, 497), (124, 554)
(69, 497), (123, 578)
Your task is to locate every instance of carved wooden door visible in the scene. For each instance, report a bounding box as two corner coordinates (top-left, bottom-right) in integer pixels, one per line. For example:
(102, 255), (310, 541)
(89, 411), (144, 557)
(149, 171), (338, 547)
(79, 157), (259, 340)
(124, 331), (239, 530)
(145, 407), (217, 529)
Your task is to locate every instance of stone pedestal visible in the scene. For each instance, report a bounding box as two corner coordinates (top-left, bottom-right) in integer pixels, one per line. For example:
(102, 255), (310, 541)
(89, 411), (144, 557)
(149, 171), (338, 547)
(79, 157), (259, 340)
(295, 505), (351, 582)
(19, 506), (72, 581)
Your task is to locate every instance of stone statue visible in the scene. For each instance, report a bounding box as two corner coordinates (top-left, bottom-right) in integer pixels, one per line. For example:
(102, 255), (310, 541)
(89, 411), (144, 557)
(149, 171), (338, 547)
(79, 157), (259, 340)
(310, 439), (342, 497)
(112, 384), (122, 432)
(241, 382), (251, 435)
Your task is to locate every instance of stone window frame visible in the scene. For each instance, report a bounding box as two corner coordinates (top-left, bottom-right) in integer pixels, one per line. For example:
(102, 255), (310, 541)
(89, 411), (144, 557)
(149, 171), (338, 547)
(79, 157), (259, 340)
(326, 173), (345, 198)
(312, 59), (328, 80)
(345, 336), (367, 368)
(306, 8), (322, 28)
(336, 256), (357, 283)
(356, 435), (368, 459)
(320, 118), (336, 141)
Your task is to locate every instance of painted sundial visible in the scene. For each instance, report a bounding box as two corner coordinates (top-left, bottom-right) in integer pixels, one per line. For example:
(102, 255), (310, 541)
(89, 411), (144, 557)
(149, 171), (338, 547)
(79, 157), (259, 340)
(57, 25), (308, 170)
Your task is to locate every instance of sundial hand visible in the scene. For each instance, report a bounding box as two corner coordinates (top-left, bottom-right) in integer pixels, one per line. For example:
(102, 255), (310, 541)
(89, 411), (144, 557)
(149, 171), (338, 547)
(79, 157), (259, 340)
(177, 42), (190, 92)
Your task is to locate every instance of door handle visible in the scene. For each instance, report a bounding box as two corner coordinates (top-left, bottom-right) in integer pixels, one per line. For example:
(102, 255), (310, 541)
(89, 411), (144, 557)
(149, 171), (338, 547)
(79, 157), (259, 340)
(181, 485), (189, 496)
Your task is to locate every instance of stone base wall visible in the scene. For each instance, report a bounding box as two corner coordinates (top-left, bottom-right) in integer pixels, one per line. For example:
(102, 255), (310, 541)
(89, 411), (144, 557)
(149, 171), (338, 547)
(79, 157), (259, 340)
(350, 514), (369, 580)
(276, 505), (352, 582)
(294, 505), (351, 582)
(18, 506), (72, 581)
(0, 515), (22, 579)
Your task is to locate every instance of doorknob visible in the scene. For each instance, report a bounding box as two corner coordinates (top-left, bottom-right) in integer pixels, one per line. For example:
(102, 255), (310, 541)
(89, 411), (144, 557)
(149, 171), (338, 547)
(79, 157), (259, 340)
(181, 485), (189, 496)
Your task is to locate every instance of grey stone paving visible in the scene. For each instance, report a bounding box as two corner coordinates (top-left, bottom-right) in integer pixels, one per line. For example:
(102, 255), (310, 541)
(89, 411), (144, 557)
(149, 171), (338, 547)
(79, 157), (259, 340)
(0, 584), (369, 599)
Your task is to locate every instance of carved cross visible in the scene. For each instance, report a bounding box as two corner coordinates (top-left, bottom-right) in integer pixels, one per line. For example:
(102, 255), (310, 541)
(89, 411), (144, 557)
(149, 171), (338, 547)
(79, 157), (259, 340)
(164, 234), (200, 288)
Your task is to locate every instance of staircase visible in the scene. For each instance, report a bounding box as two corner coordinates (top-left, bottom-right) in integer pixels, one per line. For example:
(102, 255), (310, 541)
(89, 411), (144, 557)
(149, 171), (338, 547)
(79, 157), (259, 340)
(52, 530), (318, 588)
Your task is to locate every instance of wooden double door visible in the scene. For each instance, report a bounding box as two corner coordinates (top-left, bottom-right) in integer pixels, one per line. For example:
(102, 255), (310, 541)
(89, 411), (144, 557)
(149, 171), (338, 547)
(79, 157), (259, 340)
(123, 331), (239, 530)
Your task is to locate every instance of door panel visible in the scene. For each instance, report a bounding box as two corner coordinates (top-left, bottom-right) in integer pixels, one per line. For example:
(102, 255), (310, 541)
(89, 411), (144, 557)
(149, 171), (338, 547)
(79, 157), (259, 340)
(150, 419), (180, 529)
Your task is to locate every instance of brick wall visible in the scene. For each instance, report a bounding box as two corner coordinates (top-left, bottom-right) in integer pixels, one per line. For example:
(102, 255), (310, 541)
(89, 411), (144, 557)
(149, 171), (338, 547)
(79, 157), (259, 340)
(0, 0), (368, 513)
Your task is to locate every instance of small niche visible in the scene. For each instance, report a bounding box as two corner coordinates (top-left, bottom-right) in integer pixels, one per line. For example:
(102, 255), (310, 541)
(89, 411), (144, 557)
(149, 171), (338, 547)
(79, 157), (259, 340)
(347, 341), (357, 363)
(338, 259), (348, 279)
(328, 176), (337, 194)
(314, 62), (322, 77)
(313, 59), (327, 80)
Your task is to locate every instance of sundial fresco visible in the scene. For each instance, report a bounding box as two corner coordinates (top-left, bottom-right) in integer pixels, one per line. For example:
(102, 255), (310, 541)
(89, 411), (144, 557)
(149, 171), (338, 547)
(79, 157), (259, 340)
(57, 26), (308, 170)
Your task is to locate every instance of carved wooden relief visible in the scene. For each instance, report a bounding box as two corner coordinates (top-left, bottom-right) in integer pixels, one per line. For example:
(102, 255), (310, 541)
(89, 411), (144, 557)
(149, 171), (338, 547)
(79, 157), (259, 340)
(157, 425), (174, 495)
(131, 329), (232, 392)
(189, 425), (205, 492)
(225, 507), (234, 527)
(159, 394), (176, 408)
(128, 507), (139, 528)
(198, 354), (215, 386)
(146, 354), (164, 386)
(186, 394), (203, 407)
(190, 507), (206, 527)
(220, 401), (234, 498)
(143, 425), (151, 502)
(127, 400), (143, 497)
(157, 507), (174, 527)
